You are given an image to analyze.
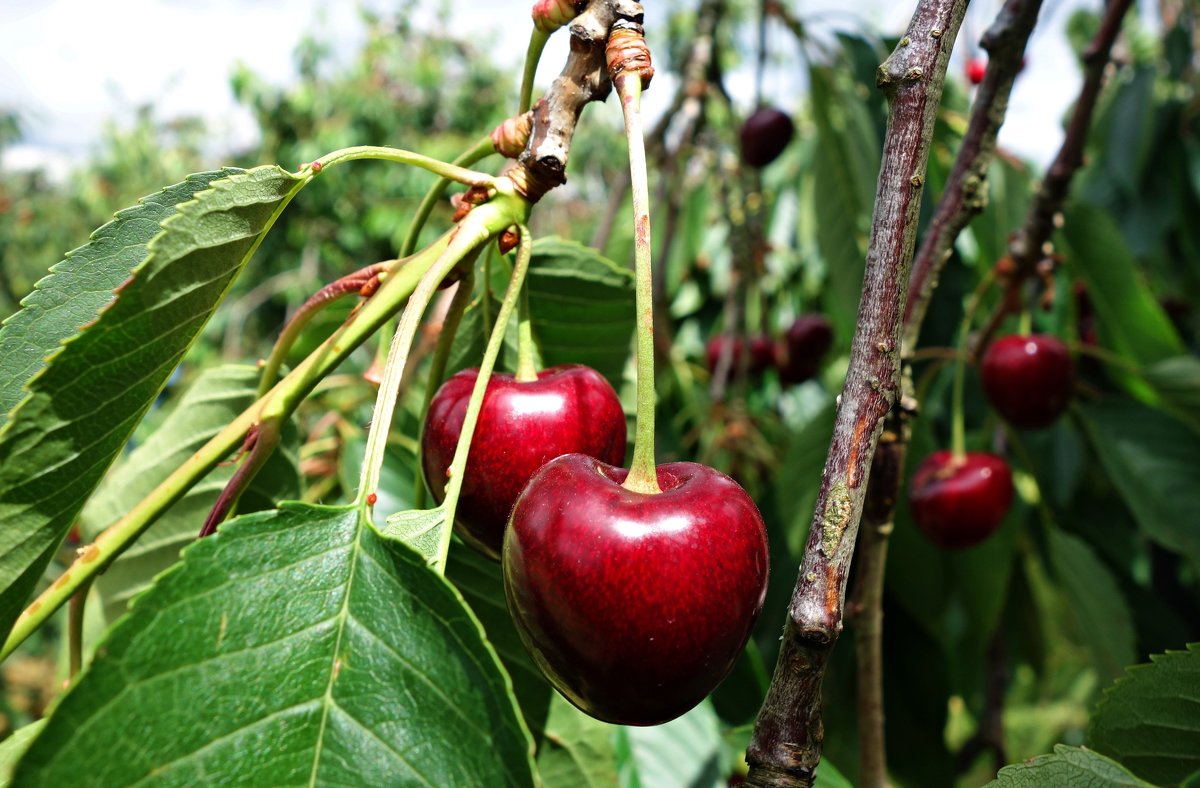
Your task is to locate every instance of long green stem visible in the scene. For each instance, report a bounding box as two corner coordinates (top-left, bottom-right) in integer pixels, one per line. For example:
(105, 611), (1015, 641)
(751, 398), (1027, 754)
(519, 30), (551, 114)
(615, 75), (661, 495)
(950, 271), (997, 458)
(515, 280), (538, 381)
(316, 145), (496, 188)
(412, 271), (478, 509)
(434, 225), (534, 569)
(358, 225), (499, 505)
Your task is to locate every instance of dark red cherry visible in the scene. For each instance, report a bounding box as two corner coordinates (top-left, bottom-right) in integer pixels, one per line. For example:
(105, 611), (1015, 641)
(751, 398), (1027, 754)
(966, 58), (987, 85)
(778, 314), (833, 385)
(421, 364), (626, 559)
(908, 450), (1013, 550)
(739, 107), (795, 168)
(706, 335), (776, 376)
(503, 454), (769, 725)
(980, 335), (1075, 429)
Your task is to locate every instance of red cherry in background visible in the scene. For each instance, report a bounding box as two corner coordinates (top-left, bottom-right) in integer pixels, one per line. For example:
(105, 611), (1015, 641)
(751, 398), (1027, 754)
(908, 450), (1013, 550)
(503, 454), (769, 725)
(966, 58), (987, 85)
(778, 314), (833, 385)
(980, 335), (1075, 429)
(706, 335), (776, 376)
(739, 107), (795, 169)
(421, 364), (626, 559)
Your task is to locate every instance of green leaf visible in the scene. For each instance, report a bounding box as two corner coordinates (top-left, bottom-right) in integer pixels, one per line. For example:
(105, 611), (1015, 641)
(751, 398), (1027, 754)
(1089, 643), (1200, 786)
(815, 759), (853, 788)
(0, 722), (45, 788)
(1077, 399), (1200, 564)
(1047, 529), (1136, 682)
(0, 165), (305, 643)
(989, 744), (1153, 786)
(527, 237), (636, 388)
(0, 169), (241, 427)
(1062, 204), (1184, 372)
(383, 507), (448, 568)
(616, 700), (726, 788)
(13, 503), (536, 786)
(1142, 355), (1200, 432)
(537, 696), (621, 788)
(445, 542), (620, 786)
(79, 364), (300, 626)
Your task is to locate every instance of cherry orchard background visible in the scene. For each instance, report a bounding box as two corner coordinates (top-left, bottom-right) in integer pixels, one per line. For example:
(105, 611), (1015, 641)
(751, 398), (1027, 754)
(0, 0), (1126, 177)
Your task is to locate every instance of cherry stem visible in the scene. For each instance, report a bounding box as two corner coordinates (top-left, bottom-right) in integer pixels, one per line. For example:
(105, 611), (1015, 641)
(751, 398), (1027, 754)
(950, 270), (997, 459)
(1017, 308), (1032, 336)
(520, 29), (552, 114)
(434, 225), (534, 569)
(358, 227), (492, 506)
(515, 278), (538, 381)
(615, 73), (661, 495)
(413, 270), (477, 509)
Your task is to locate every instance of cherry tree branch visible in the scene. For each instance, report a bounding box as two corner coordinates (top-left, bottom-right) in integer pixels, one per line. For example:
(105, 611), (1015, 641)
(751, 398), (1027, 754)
(744, 2), (967, 785)
(510, 0), (646, 203)
(903, 0), (1047, 353)
(1006, 0), (1133, 276)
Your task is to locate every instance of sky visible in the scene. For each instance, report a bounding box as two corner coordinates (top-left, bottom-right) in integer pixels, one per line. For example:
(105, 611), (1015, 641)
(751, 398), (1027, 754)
(0, 0), (1122, 177)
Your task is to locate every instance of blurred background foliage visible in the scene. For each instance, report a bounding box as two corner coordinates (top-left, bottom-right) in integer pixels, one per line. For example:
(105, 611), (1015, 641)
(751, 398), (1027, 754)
(1, 1), (1197, 785)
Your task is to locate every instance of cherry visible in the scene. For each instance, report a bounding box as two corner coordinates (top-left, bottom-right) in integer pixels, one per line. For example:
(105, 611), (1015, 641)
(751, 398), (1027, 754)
(739, 107), (794, 168)
(503, 454), (769, 725)
(706, 334), (776, 376)
(778, 314), (833, 385)
(966, 57), (987, 85)
(421, 364), (626, 559)
(908, 450), (1013, 549)
(980, 334), (1075, 429)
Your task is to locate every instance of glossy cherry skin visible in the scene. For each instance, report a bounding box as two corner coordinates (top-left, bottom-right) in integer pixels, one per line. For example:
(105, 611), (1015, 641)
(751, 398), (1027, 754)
(908, 451), (1013, 550)
(421, 364), (626, 559)
(740, 107), (795, 168)
(503, 454), (769, 726)
(980, 335), (1075, 429)
(966, 58), (987, 85)
(706, 335), (776, 376)
(778, 314), (833, 385)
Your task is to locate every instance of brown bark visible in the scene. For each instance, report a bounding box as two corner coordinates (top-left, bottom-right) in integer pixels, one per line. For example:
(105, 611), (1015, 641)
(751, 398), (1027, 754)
(744, 2), (968, 784)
